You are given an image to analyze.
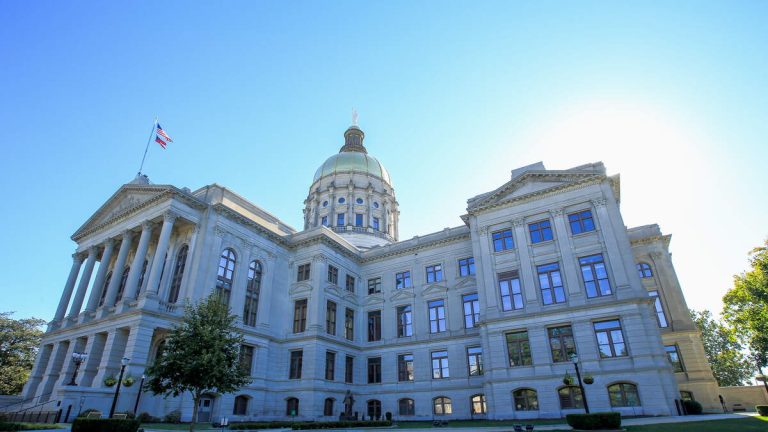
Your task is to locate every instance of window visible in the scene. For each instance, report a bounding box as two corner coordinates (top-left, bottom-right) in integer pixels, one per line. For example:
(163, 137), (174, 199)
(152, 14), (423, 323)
(345, 274), (355, 292)
(327, 265), (338, 284)
(665, 345), (684, 372)
(499, 271), (524, 311)
(367, 357), (381, 383)
(321, 215), (328, 226)
(243, 260), (262, 327)
(367, 400), (382, 420)
(373, 201), (379, 208)
(398, 398), (415, 416)
(345, 308), (354, 340)
(433, 397), (452, 415)
(580, 254), (612, 297)
(216, 249), (236, 305)
(138, 261), (149, 297)
(355, 213), (364, 227)
(286, 397), (299, 416)
(356, 197), (364, 204)
(239, 345), (254, 375)
(538, 262), (566, 305)
(372, 217), (380, 231)
(323, 200), (328, 207)
(323, 398), (334, 416)
(297, 263), (311, 282)
(336, 213), (345, 226)
(368, 277), (381, 294)
(548, 326), (576, 363)
(568, 210), (595, 234)
(326, 301), (337, 335)
(293, 299), (307, 333)
(431, 351), (449, 379)
(395, 271), (412, 289)
(513, 389), (539, 411)
(467, 346), (483, 376)
(470, 394), (487, 414)
(458, 257), (475, 276)
(289, 351), (303, 379)
(608, 383), (640, 407)
(338, 197), (345, 204)
(428, 300), (447, 333)
(649, 290), (669, 328)
(637, 262), (653, 278)
(506, 331), (533, 366)
(345, 355), (354, 383)
(367, 310), (381, 342)
(680, 391), (694, 401)
(398, 354), (414, 381)
(233, 395), (249, 415)
(99, 271), (112, 307)
(397, 305), (413, 337)
(594, 320), (627, 358)
(325, 351), (335, 380)
(529, 220), (553, 243)
(426, 264), (443, 283)
(114, 266), (130, 304)
(463, 293), (480, 328)
(168, 245), (188, 303)
(558, 386), (584, 409)
(492, 229), (514, 252)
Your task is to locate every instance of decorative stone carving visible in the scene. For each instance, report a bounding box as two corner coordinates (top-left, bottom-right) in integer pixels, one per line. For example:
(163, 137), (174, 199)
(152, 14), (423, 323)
(591, 198), (607, 207)
(550, 208), (564, 217)
(512, 218), (525, 227)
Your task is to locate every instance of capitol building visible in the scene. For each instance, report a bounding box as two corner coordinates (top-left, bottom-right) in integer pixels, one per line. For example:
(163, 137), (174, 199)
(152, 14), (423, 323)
(21, 123), (720, 422)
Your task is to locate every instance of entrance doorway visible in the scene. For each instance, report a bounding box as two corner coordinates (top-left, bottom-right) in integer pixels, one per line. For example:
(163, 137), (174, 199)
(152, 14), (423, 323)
(198, 396), (214, 422)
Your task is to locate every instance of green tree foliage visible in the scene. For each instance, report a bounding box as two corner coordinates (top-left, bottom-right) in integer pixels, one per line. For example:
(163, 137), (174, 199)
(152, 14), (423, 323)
(723, 240), (768, 369)
(690, 309), (752, 386)
(144, 295), (251, 431)
(0, 312), (45, 395)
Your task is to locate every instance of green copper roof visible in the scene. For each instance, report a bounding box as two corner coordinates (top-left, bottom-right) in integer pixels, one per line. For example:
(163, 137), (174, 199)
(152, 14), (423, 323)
(313, 151), (391, 184)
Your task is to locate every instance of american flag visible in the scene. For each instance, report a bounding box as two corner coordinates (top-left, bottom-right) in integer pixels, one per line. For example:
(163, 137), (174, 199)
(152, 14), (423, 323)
(155, 135), (167, 149)
(156, 123), (173, 142)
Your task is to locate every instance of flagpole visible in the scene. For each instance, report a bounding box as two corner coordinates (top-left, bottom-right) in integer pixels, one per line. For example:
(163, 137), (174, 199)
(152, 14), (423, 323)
(137, 117), (158, 176)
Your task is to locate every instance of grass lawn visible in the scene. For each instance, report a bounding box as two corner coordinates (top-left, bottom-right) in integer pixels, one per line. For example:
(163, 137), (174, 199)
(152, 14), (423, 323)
(395, 419), (565, 428)
(622, 416), (768, 432)
(140, 424), (219, 431)
(0, 424), (65, 431)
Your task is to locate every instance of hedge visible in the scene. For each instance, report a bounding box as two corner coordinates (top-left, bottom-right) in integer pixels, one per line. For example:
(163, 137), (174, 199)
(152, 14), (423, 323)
(0, 423), (64, 431)
(756, 405), (768, 416)
(71, 418), (141, 432)
(291, 420), (392, 430)
(229, 422), (294, 430)
(682, 400), (703, 415)
(565, 412), (621, 430)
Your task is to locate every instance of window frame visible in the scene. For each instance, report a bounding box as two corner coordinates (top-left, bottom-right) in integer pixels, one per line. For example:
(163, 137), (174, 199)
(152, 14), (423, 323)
(665, 344), (684, 372)
(492, 229), (514, 252)
(367, 356), (382, 383)
(458, 257), (475, 277)
(432, 397), (452, 415)
(499, 271), (524, 311)
(297, 263), (311, 282)
(327, 265), (339, 285)
(289, 350), (303, 379)
(579, 254), (612, 298)
(168, 244), (188, 304)
(345, 355), (354, 383)
(558, 385), (584, 409)
(367, 310), (382, 342)
(462, 293), (480, 328)
(506, 330), (533, 367)
(345, 308), (355, 340)
(431, 350), (450, 379)
(345, 274), (355, 292)
(326, 300), (337, 336)
(325, 351), (336, 381)
(368, 277), (382, 294)
(467, 346), (483, 376)
(397, 305), (413, 338)
(398, 398), (415, 416)
(428, 299), (447, 333)
(528, 219), (554, 243)
(513, 388), (539, 411)
(593, 319), (627, 358)
(395, 270), (412, 289)
(293, 299), (308, 333)
(568, 210), (595, 235)
(649, 290), (669, 328)
(537, 262), (566, 305)
(398, 353), (414, 382)
(637, 262), (653, 278)
(239, 344), (254, 376)
(608, 382), (640, 407)
(425, 264), (444, 283)
(233, 395), (249, 416)
(548, 325), (577, 363)
(243, 260), (262, 327)
(470, 394), (487, 415)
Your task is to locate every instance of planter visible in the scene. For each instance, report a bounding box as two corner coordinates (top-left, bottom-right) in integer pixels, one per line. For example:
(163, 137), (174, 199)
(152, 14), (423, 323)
(123, 376), (135, 387)
(103, 376), (117, 387)
(563, 372), (574, 385)
(583, 375), (594, 385)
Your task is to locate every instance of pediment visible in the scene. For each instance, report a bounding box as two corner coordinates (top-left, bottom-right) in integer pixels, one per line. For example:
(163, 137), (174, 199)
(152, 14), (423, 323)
(390, 289), (415, 302)
(324, 283), (342, 298)
(421, 283), (449, 297)
(343, 292), (359, 306)
(364, 294), (385, 305)
(452, 277), (477, 291)
(289, 282), (313, 295)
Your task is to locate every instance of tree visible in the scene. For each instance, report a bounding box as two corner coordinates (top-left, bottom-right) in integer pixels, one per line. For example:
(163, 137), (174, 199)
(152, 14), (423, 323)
(144, 295), (251, 431)
(690, 309), (752, 386)
(0, 312), (45, 395)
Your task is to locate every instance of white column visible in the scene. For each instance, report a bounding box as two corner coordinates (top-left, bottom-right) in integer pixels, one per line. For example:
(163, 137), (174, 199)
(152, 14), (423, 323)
(230, 247), (252, 322)
(103, 230), (135, 308)
(85, 239), (115, 313)
(146, 212), (177, 294)
(68, 247), (98, 318)
(54, 254), (84, 322)
(550, 208), (582, 297)
(123, 222), (154, 302)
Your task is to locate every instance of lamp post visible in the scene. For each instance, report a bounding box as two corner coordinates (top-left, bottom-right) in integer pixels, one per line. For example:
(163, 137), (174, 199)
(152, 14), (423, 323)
(569, 353), (590, 414)
(68, 352), (88, 386)
(109, 357), (130, 418)
(133, 374), (146, 416)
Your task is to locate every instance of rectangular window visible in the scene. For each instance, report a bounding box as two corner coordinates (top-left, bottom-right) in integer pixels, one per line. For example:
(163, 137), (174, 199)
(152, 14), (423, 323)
(458, 257), (475, 276)
(297, 263), (311, 282)
(337, 213), (345, 226)
(499, 271), (524, 311)
(325, 351), (336, 380)
(506, 331), (532, 367)
(537, 262), (566, 305)
(355, 213), (364, 227)
(579, 254), (612, 297)
(326, 301), (337, 336)
(345, 274), (355, 292)
(327, 265), (338, 284)
(345, 308), (355, 340)
(239, 344), (254, 375)
(367, 310), (381, 342)
(529, 219), (553, 243)
(467, 346), (483, 376)
(321, 215), (328, 226)
(289, 350), (303, 379)
(368, 277), (381, 294)
(398, 354), (415, 381)
(426, 264), (443, 283)
(492, 229), (514, 252)
(463, 293), (480, 328)
(293, 299), (307, 333)
(649, 290), (669, 328)
(568, 210), (595, 234)
(345, 355), (354, 383)
(594, 319), (627, 358)
(548, 325), (576, 363)
(397, 305), (413, 337)
(431, 351), (449, 379)
(428, 299), (447, 333)
(367, 357), (382, 383)
(372, 217), (380, 231)
(395, 271), (412, 289)
(665, 345), (684, 372)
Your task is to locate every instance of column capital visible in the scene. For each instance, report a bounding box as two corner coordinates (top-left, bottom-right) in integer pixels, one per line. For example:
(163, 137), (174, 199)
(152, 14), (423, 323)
(72, 253), (85, 264)
(141, 220), (155, 231)
(591, 198), (607, 207)
(87, 246), (99, 257)
(121, 229), (135, 240)
(163, 211), (179, 224)
(549, 208), (565, 217)
(103, 237), (116, 248)
(512, 218), (525, 227)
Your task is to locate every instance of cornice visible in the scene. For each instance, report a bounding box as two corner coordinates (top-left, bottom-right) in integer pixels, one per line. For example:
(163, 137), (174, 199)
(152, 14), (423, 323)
(361, 231), (471, 264)
(212, 204), (290, 248)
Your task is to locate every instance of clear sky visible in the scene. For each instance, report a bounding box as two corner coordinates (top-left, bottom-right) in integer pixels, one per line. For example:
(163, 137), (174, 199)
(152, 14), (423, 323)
(1, 1), (766, 322)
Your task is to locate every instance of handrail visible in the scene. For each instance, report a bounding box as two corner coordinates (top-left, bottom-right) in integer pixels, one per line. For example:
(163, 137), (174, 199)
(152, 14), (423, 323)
(16, 397), (59, 414)
(0, 392), (53, 413)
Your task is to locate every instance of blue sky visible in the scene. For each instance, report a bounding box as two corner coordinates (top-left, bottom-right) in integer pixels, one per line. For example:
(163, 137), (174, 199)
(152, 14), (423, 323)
(1, 1), (766, 321)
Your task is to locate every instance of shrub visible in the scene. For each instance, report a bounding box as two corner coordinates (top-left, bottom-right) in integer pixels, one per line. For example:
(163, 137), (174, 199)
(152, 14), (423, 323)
(565, 412), (621, 430)
(76, 409), (101, 418)
(290, 420), (392, 430)
(756, 405), (768, 416)
(0, 423), (65, 431)
(71, 418), (140, 432)
(229, 422), (294, 430)
(136, 412), (159, 423)
(682, 400), (703, 415)
(115, 412), (135, 420)
(162, 410), (181, 424)
(385, 411), (392, 421)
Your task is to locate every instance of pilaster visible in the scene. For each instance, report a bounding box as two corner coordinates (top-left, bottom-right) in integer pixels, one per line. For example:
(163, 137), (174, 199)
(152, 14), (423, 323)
(550, 208), (582, 298)
(93, 328), (130, 388)
(512, 218), (539, 306)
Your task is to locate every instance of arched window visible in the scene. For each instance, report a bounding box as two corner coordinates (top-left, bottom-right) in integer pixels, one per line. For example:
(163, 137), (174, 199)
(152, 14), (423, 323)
(637, 262), (653, 278)
(168, 245), (188, 303)
(608, 383), (640, 407)
(114, 266), (130, 304)
(233, 395), (249, 415)
(98, 271), (113, 307)
(243, 260), (262, 326)
(136, 259), (149, 299)
(154, 339), (166, 364)
(323, 398), (334, 416)
(216, 248), (236, 305)
(367, 399), (382, 420)
(433, 397), (452, 415)
(286, 397), (299, 416)
(513, 388), (539, 411)
(558, 386), (584, 409)
(398, 398), (415, 416)
(470, 394), (487, 414)
(680, 391), (694, 401)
